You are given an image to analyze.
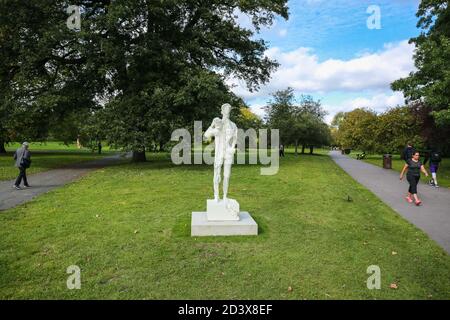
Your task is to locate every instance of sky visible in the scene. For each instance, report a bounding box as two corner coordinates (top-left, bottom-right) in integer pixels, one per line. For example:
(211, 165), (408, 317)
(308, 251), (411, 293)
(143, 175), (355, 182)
(229, 0), (421, 123)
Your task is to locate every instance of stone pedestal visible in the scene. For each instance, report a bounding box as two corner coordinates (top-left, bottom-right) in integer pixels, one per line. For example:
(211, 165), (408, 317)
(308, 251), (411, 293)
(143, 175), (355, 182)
(191, 212), (258, 236)
(207, 198), (239, 221)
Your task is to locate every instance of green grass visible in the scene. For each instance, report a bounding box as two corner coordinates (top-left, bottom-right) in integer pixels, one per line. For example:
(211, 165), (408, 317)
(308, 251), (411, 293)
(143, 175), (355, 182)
(349, 152), (450, 188)
(0, 152), (449, 299)
(0, 142), (115, 181)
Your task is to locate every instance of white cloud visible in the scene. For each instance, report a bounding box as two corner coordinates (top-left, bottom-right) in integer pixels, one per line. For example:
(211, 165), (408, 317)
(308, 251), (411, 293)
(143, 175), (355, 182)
(248, 103), (266, 118)
(227, 40), (415, 99)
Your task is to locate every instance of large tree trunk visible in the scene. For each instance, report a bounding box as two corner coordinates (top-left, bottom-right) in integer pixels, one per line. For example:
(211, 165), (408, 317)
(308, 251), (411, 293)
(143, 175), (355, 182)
(132, 149), (146, 162)
(301, 144), (306, 154)
(309, 146), (314, 154)
(294, 140), (298, 156)
(0, 140), (6, 154)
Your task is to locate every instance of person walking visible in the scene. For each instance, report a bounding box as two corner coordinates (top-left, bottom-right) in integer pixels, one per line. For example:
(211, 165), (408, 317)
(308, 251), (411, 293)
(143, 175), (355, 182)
(279, 144), (285, 157)
(402, 142), (415, 163)
(400, 151), (429, 206)
(13, 142), (32, 190)
(428, 149), (442, 188)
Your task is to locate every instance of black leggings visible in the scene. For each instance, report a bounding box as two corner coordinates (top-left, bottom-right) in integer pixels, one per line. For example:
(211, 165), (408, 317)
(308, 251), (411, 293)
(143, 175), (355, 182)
(407, 174), (420, 194)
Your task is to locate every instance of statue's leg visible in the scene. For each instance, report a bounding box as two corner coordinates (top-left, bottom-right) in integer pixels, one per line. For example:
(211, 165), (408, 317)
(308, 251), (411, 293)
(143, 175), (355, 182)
(213, 164), (221, 201)
(223, 162), (231, 200)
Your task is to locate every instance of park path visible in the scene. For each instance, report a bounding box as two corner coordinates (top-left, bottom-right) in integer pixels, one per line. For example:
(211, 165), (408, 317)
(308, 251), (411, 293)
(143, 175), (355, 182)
(330, 151), (450, 254)
(0, 153), (129, 211)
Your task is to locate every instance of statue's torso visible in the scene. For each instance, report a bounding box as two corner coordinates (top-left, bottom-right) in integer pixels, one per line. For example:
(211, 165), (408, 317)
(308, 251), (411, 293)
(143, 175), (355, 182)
(215, 119), (237, 161)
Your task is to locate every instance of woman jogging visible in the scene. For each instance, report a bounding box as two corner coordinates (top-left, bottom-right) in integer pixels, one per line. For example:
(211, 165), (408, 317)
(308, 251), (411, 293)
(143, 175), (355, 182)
(400, 151), (429, 206)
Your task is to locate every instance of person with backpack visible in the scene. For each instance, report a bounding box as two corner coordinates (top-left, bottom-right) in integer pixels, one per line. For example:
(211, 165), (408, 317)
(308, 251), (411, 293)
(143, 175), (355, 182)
(13, 142), (32, 190)
(402, 142), (415, 163)
(428, 149), (442, 188)
(400, 151), (429, 206)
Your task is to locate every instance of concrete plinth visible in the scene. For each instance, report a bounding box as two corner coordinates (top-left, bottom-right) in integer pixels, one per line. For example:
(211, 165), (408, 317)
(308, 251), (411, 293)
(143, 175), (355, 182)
(191, 211), (258, 236)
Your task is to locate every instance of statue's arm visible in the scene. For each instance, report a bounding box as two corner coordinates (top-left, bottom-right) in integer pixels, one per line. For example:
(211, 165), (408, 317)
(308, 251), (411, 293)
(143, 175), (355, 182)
(204, 121), (217, 140)
(232, 125), (238, 147)
(227, 124), (238, 153)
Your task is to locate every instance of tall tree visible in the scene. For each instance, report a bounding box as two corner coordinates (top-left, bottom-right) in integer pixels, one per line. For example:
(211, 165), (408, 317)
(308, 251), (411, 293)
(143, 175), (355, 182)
(0, 0), (105, 152)
(392, 0), (450, 126)
(1, 0), (289, 159)
(374, 106), (423, 154)
(264, 88), (298, 150)
(79, 0), (289, 160)
(337, 108), (379, 152)
(265, 88), (330, 155)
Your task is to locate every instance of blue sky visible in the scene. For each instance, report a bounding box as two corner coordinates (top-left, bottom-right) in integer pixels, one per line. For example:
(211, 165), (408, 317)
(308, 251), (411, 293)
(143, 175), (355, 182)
(230, 0), (421, 123)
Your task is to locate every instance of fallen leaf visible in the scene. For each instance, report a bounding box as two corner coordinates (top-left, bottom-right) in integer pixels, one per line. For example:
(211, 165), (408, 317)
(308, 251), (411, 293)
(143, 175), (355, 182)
(288, 286), (293, 292)
(392, 251), (398, 255)
(389, 283), (398, 289)
(134, 230), (139, 234)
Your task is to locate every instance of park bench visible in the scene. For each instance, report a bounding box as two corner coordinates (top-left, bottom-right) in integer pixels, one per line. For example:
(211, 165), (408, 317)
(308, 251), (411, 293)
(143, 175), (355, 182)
(356, 152), (366, 160)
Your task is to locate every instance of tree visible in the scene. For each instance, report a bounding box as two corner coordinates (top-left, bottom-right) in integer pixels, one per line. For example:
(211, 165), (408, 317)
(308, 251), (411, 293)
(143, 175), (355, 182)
(297, 95), (329, 154)
(264, 88), (297, 149)
(79, 0), (289, 160)
(337, 108), (379, 152)
(235, 106), (263, 131)
(331, 112), (345, 129)
(374, 106), (423, 153)
(265, 88), (330, 155)
(392, 0), (450, 126)
(1, 1), (289, 160)
(0, 1), (104, 152)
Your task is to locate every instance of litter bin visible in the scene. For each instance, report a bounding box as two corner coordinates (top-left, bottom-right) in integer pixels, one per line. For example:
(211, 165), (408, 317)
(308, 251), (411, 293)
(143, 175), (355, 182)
(383, 154), (392, 169)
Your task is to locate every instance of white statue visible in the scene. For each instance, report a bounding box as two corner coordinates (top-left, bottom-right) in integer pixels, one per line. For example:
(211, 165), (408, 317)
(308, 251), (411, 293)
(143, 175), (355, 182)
(204, 103), (239, 220)
(204, 103), (238, 201)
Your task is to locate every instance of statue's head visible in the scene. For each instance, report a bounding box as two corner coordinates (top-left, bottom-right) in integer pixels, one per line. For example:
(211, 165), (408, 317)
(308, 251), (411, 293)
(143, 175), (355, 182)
(221, 103), (232, 118)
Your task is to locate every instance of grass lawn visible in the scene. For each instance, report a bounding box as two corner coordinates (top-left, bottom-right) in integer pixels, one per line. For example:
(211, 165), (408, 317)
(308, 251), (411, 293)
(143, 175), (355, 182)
(0, 142), (115, 181)
(349, 152), (450, 188)
(0, 152), (449, 299)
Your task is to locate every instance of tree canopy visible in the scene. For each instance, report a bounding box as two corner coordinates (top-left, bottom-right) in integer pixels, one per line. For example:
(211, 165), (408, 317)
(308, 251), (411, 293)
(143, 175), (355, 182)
(264, 88), (330, 155)
(0, 0), (289, 158)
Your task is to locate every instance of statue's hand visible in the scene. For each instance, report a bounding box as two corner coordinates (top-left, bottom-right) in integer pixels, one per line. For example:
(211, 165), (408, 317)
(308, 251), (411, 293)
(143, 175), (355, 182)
(226, 147), (236, 155)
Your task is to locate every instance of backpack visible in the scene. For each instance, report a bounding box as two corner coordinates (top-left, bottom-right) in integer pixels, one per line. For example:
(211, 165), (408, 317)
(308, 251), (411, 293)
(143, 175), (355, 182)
(430, 152), (441, 163)
(20, 157), (31, 169)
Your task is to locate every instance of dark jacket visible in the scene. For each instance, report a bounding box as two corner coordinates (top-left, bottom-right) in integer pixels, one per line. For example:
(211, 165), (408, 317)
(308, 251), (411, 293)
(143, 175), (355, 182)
(13, 147), (31, 168)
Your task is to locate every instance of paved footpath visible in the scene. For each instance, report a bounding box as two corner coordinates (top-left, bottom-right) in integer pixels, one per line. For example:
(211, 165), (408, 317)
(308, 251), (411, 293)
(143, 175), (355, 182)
(330, 151), (450, 254)
(0, 153), (129, 211)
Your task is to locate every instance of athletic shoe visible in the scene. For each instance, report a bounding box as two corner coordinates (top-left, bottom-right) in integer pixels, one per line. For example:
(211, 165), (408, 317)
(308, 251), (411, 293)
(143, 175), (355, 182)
(23, 185), (31, 188)
(428, 179), (435, 186)
(415, 200), (422, 206)
(435, 185), (440, 188)
(405, 196), (413, 203)
(13, 185), (20, 190)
